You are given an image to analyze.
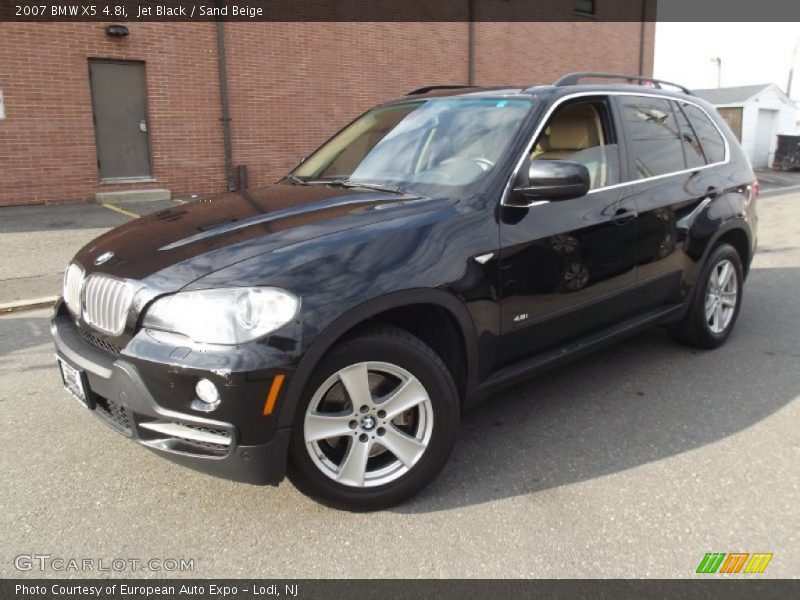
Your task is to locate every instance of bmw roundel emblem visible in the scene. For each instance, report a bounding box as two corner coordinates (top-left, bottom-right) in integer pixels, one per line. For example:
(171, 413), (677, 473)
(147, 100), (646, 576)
(94, 251), (115, 266)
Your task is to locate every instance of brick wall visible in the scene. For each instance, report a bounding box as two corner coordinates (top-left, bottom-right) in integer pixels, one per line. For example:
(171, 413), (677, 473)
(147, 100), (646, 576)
(223, 21), (469, 193)
(474, 21), (654, 86)
(0, 19), (654, 206)
(0, 22), (226, 206)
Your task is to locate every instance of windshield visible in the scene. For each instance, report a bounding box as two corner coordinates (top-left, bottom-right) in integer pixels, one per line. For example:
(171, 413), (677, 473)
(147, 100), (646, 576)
(292, 97), (533, 193)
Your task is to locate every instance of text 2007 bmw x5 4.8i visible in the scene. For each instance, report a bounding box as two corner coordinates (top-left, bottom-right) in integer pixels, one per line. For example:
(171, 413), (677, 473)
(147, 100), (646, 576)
(52, 73), (758, 510)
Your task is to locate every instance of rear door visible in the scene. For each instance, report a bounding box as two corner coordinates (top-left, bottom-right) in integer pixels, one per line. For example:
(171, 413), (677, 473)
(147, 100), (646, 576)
(497, 95), (638, 365)
(614, 94), (728, 313)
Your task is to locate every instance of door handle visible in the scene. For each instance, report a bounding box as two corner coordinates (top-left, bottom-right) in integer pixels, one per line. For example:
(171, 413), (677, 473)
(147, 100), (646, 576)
(706, 186), (721, 198)
(611, 207), (636, 225)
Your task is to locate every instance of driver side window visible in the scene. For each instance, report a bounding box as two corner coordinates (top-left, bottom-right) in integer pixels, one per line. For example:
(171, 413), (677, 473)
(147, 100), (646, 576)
(531, 99), (620, 190)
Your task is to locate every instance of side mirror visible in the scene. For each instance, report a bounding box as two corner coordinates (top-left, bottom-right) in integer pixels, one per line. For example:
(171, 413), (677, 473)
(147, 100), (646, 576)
(510, 160), (590, 205)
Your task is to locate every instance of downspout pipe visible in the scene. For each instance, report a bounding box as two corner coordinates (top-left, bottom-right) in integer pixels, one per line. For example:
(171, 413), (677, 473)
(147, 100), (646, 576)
(216, 18), (236, 192)
(638, 0), (647, 76)
(468, 0), (475, 85)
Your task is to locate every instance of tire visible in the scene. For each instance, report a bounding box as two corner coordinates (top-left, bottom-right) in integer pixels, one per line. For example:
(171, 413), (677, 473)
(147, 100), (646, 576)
(669, 243), (744, 349)
(287, 325), (460, 511)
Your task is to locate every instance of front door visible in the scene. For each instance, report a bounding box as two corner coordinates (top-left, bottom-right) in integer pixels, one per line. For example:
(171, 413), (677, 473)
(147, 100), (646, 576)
(89, 59), (152, 181)
(498, 96), (637, 366)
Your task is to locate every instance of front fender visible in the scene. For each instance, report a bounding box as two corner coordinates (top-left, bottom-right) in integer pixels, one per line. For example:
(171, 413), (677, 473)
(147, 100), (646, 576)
(275, 288), (480, 430)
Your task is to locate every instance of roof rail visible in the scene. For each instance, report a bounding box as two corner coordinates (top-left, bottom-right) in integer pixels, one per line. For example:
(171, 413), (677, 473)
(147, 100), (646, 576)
(549, 72), (693, 96)
(405, 85), (478, 96)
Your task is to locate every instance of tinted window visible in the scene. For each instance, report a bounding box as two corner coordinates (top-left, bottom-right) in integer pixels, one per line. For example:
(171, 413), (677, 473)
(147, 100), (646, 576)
(619, 96), (685, 179)
(679, 102), (726, 164)
(671, 100), (707, 168)
(531, 100), (620, 190)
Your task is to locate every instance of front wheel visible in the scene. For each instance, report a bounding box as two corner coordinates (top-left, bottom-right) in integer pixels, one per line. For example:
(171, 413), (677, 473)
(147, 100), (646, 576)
(287, 326), (459, 511)
(669, 243), (744, 349)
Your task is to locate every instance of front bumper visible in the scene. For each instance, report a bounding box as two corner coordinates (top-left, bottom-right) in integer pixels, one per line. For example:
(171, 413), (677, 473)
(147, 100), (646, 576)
(51, 314), (291, 485)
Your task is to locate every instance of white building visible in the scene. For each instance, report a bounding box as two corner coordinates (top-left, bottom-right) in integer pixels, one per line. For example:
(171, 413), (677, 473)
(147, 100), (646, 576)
(693, 84), (798, 168)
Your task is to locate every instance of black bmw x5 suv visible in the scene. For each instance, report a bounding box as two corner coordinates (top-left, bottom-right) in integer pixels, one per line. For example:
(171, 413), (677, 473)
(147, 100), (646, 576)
(52, 73), (758, 510)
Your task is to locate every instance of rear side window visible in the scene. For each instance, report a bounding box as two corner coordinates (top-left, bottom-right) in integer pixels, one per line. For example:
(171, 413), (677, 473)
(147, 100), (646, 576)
(678, 102), (727, 164)
(618, 96), (685, 179)
(671, 100), (707, 168)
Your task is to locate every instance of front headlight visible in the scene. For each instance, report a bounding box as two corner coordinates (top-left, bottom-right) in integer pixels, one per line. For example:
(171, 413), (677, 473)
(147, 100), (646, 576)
(63, 263), (85, 316)
(142, 287), (300, 345)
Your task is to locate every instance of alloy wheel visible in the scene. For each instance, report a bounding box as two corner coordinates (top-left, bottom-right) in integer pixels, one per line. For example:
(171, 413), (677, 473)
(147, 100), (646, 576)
(705, 258), (738, 334)
(303, 361), (434, 488)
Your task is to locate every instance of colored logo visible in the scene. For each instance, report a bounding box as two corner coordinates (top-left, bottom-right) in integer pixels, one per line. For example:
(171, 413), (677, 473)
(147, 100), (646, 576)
(696, 552), (773, 574)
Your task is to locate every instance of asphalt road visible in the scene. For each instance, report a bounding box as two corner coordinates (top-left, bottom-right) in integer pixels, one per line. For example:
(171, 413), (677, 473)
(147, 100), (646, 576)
(1, 193), (798, 579)
(0, 200), (179, 305)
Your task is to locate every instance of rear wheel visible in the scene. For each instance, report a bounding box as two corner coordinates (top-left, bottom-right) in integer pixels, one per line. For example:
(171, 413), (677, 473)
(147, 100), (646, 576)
(288, 325), (459, 511)
(669, 243), (743, 349)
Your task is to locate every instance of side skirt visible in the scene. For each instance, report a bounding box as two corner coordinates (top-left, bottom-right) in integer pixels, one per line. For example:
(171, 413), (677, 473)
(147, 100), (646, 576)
(469, 303), (684, 406)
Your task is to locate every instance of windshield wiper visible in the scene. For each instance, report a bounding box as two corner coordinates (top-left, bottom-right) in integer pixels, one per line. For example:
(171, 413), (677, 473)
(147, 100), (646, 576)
(281, 173), (308, 185)
(306, 178), (406, 195)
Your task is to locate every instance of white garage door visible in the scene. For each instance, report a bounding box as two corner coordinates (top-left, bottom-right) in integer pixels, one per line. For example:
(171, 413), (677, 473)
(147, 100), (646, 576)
(753, 109), (778, 168)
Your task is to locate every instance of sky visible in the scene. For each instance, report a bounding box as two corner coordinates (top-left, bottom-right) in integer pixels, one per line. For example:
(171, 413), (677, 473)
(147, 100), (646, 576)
(653, 23), (800, 100)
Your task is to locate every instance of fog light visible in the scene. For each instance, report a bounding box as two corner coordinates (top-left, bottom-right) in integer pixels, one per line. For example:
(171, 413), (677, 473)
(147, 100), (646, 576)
(195, 379), (220, 406)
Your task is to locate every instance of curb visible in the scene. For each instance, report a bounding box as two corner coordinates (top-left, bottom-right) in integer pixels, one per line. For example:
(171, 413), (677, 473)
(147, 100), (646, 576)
(759, 184), (800, 197)
(0, 296), (58, 314)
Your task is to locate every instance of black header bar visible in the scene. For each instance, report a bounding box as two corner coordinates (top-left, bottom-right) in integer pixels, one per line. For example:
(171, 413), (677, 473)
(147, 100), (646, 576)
(1, 0), (799, 22)
(3, 579), (800, 600)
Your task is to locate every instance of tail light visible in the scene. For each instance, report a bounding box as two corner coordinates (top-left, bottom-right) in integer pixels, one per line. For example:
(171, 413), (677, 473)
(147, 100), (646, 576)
(742, 179), (758, 214)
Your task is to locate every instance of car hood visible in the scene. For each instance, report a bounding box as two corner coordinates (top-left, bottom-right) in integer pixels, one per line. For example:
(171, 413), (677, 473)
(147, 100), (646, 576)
(73, 184), (448, 293)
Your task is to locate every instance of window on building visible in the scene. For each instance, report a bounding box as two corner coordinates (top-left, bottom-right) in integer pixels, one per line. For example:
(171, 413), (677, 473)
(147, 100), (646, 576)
(575, 0), (596, 15)
(619, 95), (685, 179)
(679, 102), (727, 164)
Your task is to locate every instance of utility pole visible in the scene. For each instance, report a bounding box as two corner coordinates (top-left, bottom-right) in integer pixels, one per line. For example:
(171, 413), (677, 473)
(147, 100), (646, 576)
(711, 57), (722, 88)
(787, 39), (799, 100)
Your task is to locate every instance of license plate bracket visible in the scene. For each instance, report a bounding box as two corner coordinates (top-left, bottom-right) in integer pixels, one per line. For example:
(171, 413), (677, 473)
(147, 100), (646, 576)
(57, 356), (95, 410)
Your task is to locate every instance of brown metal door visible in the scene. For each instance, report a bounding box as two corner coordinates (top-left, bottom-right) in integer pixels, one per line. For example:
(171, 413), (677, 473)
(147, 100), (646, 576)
(89, 60), (152, 180)
(717, 107), (743, 142)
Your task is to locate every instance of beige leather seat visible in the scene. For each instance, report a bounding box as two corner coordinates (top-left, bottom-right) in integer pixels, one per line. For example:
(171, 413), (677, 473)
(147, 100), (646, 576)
(534, 104), (600, 161)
